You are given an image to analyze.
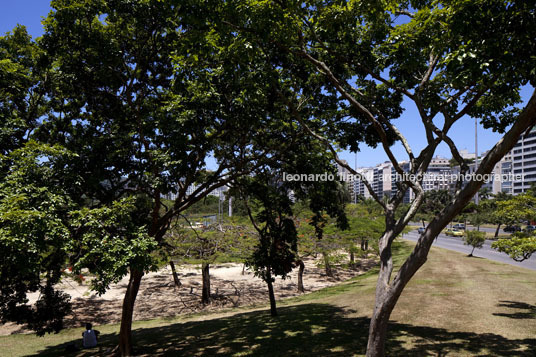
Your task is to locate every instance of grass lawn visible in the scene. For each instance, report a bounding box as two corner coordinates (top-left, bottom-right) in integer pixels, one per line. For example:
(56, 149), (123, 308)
(1, 241), (535, 356)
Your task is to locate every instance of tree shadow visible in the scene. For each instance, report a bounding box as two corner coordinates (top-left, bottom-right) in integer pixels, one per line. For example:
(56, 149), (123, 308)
(493, 300), (536, 320)
(33, 304), (536, 356)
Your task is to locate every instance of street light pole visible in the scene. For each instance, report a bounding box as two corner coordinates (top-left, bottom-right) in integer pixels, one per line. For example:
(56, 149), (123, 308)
(475, 117), (479, 205)
(354, 152), (357, 204)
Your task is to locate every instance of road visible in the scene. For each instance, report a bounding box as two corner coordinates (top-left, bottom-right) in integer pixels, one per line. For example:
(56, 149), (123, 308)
(410, 222), (508, 235)
(402, 230), (536, 271)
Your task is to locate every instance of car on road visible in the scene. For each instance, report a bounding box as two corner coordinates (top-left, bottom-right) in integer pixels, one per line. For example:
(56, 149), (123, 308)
(453, 223), (465, 230)
(504, 225), (521, 233)
(417, 227), (426, 234)
(445, 228), (464, 237)
(523, 225), (536, 233)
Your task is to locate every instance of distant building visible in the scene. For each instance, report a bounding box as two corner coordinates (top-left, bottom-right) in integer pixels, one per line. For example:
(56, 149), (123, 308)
(390, 157), (452, 203)
(354, 167), (374, 199)
(337, 160), (356, 199)
(512, 128), (536, 194)
(163, 182), (229, 201)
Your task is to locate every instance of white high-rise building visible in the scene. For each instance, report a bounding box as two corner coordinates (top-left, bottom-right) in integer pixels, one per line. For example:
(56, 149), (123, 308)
(512, 128), (536, 194)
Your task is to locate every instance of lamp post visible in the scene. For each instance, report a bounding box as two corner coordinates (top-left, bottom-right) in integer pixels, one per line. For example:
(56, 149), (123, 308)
(475, 117), (479, 205)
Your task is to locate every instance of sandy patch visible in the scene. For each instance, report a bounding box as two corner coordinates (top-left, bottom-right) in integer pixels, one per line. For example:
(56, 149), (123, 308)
(0, 256), (377, 335)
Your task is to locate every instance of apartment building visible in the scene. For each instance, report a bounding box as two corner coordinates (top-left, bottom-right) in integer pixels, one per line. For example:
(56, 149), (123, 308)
(512, 128), (536, 194)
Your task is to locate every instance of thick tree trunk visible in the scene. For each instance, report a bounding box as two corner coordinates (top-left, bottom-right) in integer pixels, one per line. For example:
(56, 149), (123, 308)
(266, 270), (277, 316)
(323, 252), (333, 277)
(118, 269), (144, 356)
(201, 263), (211, 305)
(297, 259), (305, 293)
(365, 89), (536, 357)
(494, 223), (501, 238)
(169, 261), (181, 288)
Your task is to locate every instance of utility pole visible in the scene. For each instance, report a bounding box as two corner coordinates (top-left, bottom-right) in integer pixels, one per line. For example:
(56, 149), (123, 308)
(218, 190), (222, 225)
(354, 152), (358, 204)
(475, 117), (479, 205)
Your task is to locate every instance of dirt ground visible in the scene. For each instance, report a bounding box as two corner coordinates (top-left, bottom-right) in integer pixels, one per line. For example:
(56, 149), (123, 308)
(0, 256), (377, 336)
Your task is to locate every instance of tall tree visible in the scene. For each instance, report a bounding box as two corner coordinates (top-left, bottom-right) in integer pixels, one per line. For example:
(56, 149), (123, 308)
(238, 172), (298, 317)
(31, 1), (310, 354)
(216, 1), (536, 355)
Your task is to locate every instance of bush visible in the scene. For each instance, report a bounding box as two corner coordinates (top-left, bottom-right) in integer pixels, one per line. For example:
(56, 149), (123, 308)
(464, 230), (486, 256)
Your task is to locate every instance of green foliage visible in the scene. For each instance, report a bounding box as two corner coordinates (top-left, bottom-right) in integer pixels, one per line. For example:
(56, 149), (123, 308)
(492, 233), (536, 262)
(239, 176), (298, 283)
(463, 230), (486, 255)
(491, 193), (536, 262)
(0, 26), (46, 157)
(69, 198), (158, 295)
(416, 190), (453, 223)
(164, 219), (256, 266)
(0, 142), (74, 335)
(495, 194), (536, 225)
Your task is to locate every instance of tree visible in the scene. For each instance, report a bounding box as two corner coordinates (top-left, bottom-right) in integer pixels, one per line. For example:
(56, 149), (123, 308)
(415, 190), (453, 227)
(0, 142), (73, 335)
(24, 1), (311, 354)
(492, 194), (536, 261)
(216, 1), (536, 355)
(0, 26), (71, 335)
(487, 192), (511, 237)
(464, 230), (486, 257)
(238, 174), (298, 317)
(168, 221), (235, 305)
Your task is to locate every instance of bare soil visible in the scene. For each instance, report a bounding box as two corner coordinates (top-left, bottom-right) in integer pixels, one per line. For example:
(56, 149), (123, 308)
(0, 255), (377, 336)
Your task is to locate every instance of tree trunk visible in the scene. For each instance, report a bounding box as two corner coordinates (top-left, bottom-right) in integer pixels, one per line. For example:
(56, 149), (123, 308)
(350, 251), (355, 264)
(365, 90), (536, 357)
(201, 262), (211, 305)
(421, 219), (425, 227)
(323, 251), (333, 277)
(494, 223), (501, 238)
(366, 230), (395, 357)
(470, 246), (476, 257)
(242, 263), (246, 275)
(266, 270), (277, 316)
(169, 261), (181, 288)
(297, 259), (305, 293)
(118, 269), (144, 356)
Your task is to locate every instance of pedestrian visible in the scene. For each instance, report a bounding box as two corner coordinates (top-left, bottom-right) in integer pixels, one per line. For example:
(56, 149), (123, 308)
(82, 322), (100, 348)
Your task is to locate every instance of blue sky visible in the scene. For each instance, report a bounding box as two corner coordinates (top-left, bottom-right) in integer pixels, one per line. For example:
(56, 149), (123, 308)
(1, 1), (531, 169)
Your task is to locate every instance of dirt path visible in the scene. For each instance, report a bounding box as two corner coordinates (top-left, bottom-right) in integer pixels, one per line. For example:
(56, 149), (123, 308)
(0, 256), (377, 336)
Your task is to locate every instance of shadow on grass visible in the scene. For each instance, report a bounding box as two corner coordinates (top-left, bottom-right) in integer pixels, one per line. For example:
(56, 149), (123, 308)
(493, 300), (536, 320)
(33, 303), (535, 356)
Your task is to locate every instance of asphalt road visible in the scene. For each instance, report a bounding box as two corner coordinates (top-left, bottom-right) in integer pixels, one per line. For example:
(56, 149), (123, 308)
(410, 222), (508, 235)
(402, 230), (536, 271)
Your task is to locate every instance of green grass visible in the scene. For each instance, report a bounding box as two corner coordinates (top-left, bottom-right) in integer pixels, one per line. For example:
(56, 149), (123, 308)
(1, 240), (535, 356)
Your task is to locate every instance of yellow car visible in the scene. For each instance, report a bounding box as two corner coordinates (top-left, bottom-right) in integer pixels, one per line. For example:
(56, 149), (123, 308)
(445, 228), (464, 237)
